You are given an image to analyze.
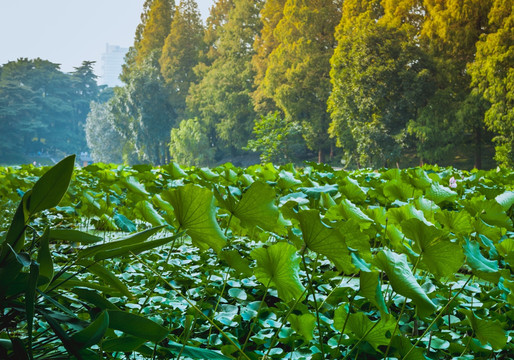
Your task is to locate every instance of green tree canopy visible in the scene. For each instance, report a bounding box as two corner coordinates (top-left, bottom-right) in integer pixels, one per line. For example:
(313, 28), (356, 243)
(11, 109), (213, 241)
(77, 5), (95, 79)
(160, 0), (205, 118)
(186, 0), (263, 159)
(469, 0), (513, 167)
(261, 0), (342, 163)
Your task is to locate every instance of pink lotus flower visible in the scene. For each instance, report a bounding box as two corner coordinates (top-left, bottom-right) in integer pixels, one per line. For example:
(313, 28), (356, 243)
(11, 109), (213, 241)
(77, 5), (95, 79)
(449, 176), (457, 188)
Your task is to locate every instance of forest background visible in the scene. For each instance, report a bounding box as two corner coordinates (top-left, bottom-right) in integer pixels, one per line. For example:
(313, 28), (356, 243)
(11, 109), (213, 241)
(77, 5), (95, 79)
(0, 0), (512, 170)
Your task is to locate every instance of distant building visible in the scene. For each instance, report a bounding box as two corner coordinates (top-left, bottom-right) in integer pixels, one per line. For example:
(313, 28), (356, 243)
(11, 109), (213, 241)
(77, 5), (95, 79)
(99, 44), (128, 87)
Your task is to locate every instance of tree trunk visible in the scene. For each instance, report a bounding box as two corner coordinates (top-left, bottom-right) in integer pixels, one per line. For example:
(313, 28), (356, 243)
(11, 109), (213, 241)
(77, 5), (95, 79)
(474, 126), (482, 169)
(318, 148), (325, 163)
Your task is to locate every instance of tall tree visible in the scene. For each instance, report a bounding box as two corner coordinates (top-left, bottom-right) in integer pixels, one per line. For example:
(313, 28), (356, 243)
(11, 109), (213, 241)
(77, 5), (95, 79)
(110, 59), (176, 165)
(261, 0), (342, 163)
(85, 101), (124, 163)
(186, 0), (263, 158)
(251, 0), (287, 114)
(160, 0), (205, 118)
(329, 0), (436, 167)
(134, 0), (174, 65)
(413, 0), (494, 168)
(70, 61), (102, 152)
(469, 0), (513, 167)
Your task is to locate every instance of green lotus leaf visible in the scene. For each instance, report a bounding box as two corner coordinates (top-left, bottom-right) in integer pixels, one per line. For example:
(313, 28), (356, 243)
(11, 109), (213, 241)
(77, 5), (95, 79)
(164, 184), (226, 253)
(251, 242), (305, 302)
(374, 250), (437, 317)
(298, 209), (355, 274)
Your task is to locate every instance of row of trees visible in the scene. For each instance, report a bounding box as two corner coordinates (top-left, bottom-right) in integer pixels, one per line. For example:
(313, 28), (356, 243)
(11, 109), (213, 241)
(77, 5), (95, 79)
(86, 0), (512, 168)
(0, 59), (108, 162)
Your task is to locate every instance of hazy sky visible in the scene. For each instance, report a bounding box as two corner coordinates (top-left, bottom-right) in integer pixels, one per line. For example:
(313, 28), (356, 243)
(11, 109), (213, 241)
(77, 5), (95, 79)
(0, 0), (215, 74)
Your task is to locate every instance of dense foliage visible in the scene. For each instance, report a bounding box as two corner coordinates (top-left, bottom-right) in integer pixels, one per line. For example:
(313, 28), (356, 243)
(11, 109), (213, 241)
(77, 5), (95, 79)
(0, 60), (106, 163)
(1, 157), (513, 359)
(2, 0), (511, 168)
(85, 0), (511, 168)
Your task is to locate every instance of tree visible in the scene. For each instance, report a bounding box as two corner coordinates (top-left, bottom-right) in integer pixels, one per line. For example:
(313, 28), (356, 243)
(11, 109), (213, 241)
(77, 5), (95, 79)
(261, 0), (342, 163)
(69, 61), (103, 152)
(328, 0), (438, 168)
(0, 58), (79, 156)
(0, 78), (41, 160)
(469, 0), (513, 167)
(160, 0), (205, 118)
(251, 0), (287, 114)
(415, 0), (494, 168)
(186, 0), (263, 158)
(169, 118), (214, 166)
(110, 58), (176, 165)
(134, 0), (174, 65)
(245, 112), (306, 164)
(85, 102), (124, 163)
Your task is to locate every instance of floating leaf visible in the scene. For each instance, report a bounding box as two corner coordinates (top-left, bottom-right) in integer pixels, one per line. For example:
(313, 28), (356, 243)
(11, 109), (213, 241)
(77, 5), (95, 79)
(251, 242), (305, 302)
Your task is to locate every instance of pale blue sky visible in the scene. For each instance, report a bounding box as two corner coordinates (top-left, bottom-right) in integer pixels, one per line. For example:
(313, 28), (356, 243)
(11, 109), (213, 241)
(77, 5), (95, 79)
(0, 0), (214, 73)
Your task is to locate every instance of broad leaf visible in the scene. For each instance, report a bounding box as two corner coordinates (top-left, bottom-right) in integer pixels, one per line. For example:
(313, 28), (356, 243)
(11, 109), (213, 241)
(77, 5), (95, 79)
(37, 228), (53, 290)
(374, 250), (437, 317)
(93, 233), (183, 261)
(461, 309), (507, 350)
(298, 210), (354, 274)
(164, 184), (226, 253)
(289, 313), (316, 342)
(359, 271), (388, 315)
(77, 259), (132, 298)
(425, 183), (457, 204)
(335, 308), (396, 350)
(229, 181), (281, 232)
(402, 218), (464, 278)
(251, 242), (305, 301)
(79, 226), (165, 259)
(495, 190), (514, 211)
(463, 239), (500, 283)
(49, 229), (103, 244)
